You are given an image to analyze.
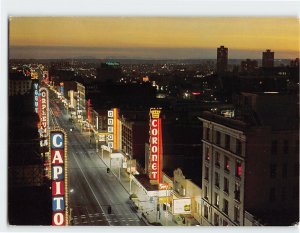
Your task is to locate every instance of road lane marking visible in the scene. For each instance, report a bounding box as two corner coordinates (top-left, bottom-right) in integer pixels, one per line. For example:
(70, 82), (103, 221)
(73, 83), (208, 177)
(72, 152), (110, 224)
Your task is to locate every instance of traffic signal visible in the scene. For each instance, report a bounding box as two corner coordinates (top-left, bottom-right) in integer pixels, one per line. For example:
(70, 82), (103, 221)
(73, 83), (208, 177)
(107, 168), (110, 173)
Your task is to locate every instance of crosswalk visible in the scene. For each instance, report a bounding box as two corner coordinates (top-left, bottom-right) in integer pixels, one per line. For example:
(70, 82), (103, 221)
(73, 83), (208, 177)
(73, 210), (141, 226)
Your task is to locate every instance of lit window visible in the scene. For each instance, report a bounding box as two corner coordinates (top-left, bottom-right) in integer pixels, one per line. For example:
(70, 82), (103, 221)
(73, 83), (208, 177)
(236, 160), (242, 177)
(234, 182), (240, 201)
(205, 146), (210, 161)
(214, 192), (220, 207)
(204, 186), (208, 200)
(224, 156), (230, 172)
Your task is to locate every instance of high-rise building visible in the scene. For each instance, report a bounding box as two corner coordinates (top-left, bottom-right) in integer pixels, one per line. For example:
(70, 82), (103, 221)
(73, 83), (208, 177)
(217, 46), (228, 74)
(262, 49), (274, 68)
(199, 92), (299, 226)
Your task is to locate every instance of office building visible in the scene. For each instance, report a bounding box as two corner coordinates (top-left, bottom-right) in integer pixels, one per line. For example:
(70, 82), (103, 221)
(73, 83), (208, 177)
(199, 92), (298, 226)
(217, 46), (228, 74)
(262, 49), (274, 68)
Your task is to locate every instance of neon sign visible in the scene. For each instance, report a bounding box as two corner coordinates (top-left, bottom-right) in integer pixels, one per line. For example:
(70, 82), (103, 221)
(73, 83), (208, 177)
(107, 108), (119, 150)
(33, 82), (39, 113)
(51, 131), (68, 226)
(149, 108), (163, 183)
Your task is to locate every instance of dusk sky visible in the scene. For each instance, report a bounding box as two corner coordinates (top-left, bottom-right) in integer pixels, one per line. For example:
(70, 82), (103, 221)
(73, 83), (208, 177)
(9, 17), (299, 59)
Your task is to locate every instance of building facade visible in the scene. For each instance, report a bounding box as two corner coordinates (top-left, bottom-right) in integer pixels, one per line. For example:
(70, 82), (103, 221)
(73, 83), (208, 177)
(217, 46), (228, 74)
(262, 49), (274, 68)
(199, 92), (299, 226)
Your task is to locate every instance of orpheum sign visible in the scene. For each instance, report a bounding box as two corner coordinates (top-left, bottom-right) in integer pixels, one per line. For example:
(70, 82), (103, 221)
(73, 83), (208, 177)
(149, 108), (163, 184)
(38, 87), (49, 147)
(50, 131), (68, 226)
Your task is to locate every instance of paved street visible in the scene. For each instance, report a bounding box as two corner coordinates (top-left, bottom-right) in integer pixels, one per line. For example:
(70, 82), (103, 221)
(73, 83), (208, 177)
(49, 95), (146, 226)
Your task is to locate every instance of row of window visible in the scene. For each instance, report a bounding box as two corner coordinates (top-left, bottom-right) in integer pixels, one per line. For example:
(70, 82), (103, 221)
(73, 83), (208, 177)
(269, 185), (298, 202)
(204, 156), (243, 181)
(270, 163), (299, 178)
(205, 128), (242, 155)
(203, 203), (240, 225)
(271, 140), (299, 155)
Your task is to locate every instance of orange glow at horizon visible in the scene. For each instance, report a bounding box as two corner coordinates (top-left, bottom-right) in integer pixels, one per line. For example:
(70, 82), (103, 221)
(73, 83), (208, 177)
(9, 17), (299, 58)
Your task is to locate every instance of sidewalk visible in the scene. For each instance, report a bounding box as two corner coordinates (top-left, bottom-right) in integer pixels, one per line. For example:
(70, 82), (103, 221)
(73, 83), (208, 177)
(72, 120), (178, 226)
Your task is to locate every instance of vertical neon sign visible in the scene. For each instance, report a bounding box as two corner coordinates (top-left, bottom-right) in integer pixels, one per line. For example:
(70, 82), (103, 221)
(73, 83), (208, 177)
(149, 108), (163, 184)
(51, 131), (68, 226)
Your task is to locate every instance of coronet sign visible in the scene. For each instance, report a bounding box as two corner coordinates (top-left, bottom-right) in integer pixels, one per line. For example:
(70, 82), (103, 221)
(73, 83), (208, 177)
(149, 108), (163, 184)
(51, 131), (68, 226)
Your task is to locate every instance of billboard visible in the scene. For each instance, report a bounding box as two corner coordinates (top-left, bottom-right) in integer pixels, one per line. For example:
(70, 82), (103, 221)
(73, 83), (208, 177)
(149, 108), (163, 184)
(50, 131), (68, 226)
(172, 198), (192, 215)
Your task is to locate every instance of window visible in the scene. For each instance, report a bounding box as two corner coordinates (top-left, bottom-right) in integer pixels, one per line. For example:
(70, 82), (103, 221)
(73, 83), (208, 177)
(281, 187), (286, 201)
(283, 140), (289, 154)
(223, 199), (229, 215)
(270, 164), (277, 178)
(205, 146), (210, 161)
(234, 182), (241, 202)
(214, 213), (219, 226)
(224, 177), (229, 194)
(295, 140), (299, 154)
(294, 163), (299, 177)
(224, 156), (230, 172)
(206, 127), (210, 141)
(282, 164), (287, 178)
(215, 152), (220, 167)
(271, 140), (277, 155)
(204, 205), (208, 219)
(204, 166), (209, 181)
(225, 134), (230, 150)
(234, 206), (240, 224)
(236, 160), (242, 178)
(204, 186), (208, 200)
(236, 139), (242, 155)
(216, 131), (221, 145)
(214, 192), (220, 207)
(293, 185), (298, 199)
(215, 172), (220, 188)
(269, 187), (276, 202)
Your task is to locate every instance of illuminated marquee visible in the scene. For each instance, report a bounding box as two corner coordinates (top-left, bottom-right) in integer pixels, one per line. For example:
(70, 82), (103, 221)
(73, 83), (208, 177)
(149, 108), (163, 183)
(51, 131), (68, 226)
(107, 108), (119, 150)
(33, 82), (39, 113)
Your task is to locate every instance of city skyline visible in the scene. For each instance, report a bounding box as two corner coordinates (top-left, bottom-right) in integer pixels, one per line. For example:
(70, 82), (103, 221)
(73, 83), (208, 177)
(9, 17), (299, 59)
